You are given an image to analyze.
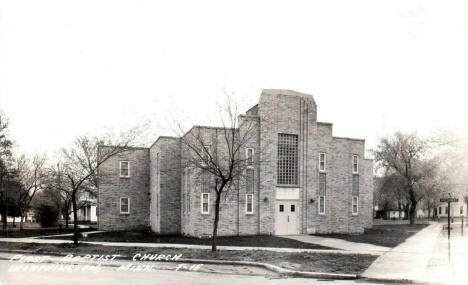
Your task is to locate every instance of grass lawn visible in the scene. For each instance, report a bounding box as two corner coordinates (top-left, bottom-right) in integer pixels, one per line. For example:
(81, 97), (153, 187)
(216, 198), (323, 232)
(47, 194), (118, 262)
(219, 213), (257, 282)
(0, 242), (376, 274)
(316, 223), (429, 248)
(41, 231), (334, 249)
(0, 227), (97, 238)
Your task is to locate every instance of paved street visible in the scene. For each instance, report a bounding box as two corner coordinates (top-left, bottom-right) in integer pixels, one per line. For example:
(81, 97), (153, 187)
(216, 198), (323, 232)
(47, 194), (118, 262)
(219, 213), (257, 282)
(0, 252), (403, 285)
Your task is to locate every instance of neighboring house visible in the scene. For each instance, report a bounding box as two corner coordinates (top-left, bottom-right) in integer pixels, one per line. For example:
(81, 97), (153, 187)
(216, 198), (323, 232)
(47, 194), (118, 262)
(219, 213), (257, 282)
(98, 89), (374, 236)
(70, 191), (97, 222)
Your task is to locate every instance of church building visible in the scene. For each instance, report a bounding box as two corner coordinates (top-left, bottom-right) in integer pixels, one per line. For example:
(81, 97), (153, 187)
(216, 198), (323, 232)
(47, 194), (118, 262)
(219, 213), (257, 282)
(97, 89), (373, 236)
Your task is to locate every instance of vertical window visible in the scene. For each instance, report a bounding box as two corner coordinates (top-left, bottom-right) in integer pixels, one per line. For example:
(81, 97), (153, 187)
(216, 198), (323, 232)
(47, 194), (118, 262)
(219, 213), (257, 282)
(246, 148), (255, 167)
(352, 196), (359, 215)
(201, 145), (211, 165)
(186, 169), (191, 213)
(246, 168), (254, 193)
(279, 204), (284, 212)
(246, 194), (253, 214)
(460, 206), (463, 215)
(318, 173), (326, 215)
(439, 207), (442, 215)
(120, 161), (130, 177)
(319, 196), (325, 215)
(201, 193), (209, 214)
(290, 205), (295, 212)
(352, 175), (359, 215)
(319, 153), (326, 172)
(277, 134), (299, 185)
(201, 171), (210, 193)
(353, 155), (359, 173)
(120, 197), (130, 214)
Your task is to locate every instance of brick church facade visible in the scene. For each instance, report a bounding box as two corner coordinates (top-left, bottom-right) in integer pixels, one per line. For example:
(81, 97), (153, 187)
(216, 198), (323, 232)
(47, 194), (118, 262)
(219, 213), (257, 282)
(98, 89), (373, 236)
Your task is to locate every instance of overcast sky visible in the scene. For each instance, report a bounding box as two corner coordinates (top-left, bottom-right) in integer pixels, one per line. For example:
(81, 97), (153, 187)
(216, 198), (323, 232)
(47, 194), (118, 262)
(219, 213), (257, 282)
(1, 0), (467, 158)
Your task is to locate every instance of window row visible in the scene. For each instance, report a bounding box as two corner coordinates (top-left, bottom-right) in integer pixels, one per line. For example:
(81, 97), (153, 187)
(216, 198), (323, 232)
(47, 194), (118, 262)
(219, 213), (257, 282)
(317, 174), (359, 215)
(318, 153), (359, 173)
(201, 193), (253, 215)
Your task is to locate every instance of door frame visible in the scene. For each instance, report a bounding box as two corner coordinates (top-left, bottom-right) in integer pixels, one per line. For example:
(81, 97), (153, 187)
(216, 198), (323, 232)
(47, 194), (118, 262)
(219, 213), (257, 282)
(274, 200), (299, 235)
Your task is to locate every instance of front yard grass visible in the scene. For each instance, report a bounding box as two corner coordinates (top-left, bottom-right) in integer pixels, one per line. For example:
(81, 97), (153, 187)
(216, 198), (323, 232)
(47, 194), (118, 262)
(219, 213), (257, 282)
(41, 231), (334, 250)
(0, 242), (376, 274)
(316, 223), (429, 248)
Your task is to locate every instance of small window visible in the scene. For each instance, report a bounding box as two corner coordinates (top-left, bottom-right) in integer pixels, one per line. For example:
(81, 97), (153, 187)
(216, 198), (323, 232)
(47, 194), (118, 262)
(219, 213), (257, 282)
(319, 196), (325, 215)
(461, 206), (463, 215)
(319, 153), (326, 172)
(246, 148), (254, 167)
(290, 205), (295, 212)
(353, 155), (359, 173)
(120, 197), (130, 214)
(201, 193), (209, 214)
(279, 204), (284, 212)
(246, 194), (253, 214)
(352, 196), (359, 215)
(439, 207), (442, 215)
(120, 161), (130, 177)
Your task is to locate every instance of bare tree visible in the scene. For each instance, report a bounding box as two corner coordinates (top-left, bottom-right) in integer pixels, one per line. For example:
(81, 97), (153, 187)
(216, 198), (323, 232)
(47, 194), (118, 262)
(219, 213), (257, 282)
(13, 154), (47, 230)
(0, 112), (13, 229)
(373, 132), (436, 224)
(176, 99), (258, 251)
(61, 129), (140, 245)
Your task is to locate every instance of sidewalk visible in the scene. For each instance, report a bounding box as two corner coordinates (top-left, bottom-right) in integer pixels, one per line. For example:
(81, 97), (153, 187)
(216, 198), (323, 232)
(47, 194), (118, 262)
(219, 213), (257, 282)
(0, 237), (374, 255)
(360, 223), (444, 283)
(281, 235), (390, 255)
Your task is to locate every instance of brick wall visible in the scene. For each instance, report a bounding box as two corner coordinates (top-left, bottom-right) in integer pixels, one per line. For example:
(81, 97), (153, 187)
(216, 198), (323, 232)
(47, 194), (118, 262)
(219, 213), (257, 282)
(149, 137), (181, 234)
(98, 147), (150, 231)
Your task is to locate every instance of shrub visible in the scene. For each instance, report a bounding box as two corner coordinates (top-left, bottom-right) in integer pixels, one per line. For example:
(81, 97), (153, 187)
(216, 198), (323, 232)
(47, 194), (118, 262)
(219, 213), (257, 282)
(35, 204), (59, 227)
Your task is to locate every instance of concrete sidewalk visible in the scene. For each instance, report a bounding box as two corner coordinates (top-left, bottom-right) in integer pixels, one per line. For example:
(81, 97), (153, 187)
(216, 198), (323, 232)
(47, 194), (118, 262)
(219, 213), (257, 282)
(0, 237), (377, 255)
(360, 223), (444, 283)
(281, 235), (390, 256)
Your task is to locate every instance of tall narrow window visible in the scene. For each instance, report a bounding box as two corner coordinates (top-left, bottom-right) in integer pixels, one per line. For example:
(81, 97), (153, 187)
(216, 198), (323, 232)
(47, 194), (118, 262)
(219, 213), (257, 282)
(120, 197), (130, 214)
(319, 153), (326, 172)
(246, 194), (253, 214)
(246, 148), (254, 167)
(120, 161), (130, 177)
(353, 155), (359, 173)
(319, 196), (325, 215)
(318, 173), (326, 215)
(201, 193), (209, 214)
(201, 145), (211, 166)
(352, 196), (359, 215)
(460, 206), (463, 215)
(277, 134), (298, 185)
(352, 174), (359, 215)
(246, 168), (254, 193)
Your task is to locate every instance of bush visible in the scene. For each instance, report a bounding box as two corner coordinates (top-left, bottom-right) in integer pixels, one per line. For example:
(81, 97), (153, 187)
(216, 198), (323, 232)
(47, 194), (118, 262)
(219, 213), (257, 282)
(35, 204), (59, 227)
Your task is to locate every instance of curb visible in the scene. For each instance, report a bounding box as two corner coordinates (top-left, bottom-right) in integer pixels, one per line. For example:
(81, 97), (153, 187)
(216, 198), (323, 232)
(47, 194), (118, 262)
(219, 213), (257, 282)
(0, 248), (357, 280)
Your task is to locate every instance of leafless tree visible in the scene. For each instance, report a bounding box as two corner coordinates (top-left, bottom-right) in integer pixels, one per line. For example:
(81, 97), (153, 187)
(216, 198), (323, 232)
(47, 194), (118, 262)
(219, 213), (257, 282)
(373, 131), (437, 224)
(61, 128), (141, 245)
(176, 99), (258, 251)
(13, 154), (47, 230)
(0, 112), (13, 229)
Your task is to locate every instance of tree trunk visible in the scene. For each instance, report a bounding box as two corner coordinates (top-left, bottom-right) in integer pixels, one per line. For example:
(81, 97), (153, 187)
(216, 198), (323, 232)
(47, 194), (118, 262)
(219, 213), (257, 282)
(65, 211), (69, 229)
(72, 192), (78, 245)
(211, 192), (221, 252)
(19, 210), (24, 230)
(0, 212), (5, 230)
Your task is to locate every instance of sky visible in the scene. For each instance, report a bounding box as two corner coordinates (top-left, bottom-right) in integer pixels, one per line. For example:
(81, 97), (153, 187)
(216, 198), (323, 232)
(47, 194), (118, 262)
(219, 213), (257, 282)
(1, 0), (467, 159)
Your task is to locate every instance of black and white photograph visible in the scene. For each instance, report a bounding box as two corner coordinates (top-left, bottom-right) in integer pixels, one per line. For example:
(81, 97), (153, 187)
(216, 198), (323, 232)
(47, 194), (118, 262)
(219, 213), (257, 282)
(0, 1), (467, 284)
